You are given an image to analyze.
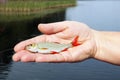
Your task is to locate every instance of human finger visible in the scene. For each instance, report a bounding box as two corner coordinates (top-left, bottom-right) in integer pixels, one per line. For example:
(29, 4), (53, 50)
(38, 21), (68, 34)
(35, 52), (71, 62)
(12, 50), (29, 61)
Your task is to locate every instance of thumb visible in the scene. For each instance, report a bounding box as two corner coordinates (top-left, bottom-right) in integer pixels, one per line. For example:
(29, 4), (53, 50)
(38, 22), (67, 34)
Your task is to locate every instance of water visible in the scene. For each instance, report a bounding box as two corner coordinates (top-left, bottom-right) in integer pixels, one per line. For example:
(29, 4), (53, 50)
(66, 0), (120, 31)
(0, 0), (120, 80)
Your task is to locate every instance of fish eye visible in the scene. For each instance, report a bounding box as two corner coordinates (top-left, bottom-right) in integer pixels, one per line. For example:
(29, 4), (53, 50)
(32, 44), (34, 47)
(28, 44), (34, 47)
(27, 44), (33, 48)
(28, 44), (32, 46)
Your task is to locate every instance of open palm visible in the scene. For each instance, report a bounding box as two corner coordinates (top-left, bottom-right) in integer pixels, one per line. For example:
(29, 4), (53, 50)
(13, 21), (97, 62)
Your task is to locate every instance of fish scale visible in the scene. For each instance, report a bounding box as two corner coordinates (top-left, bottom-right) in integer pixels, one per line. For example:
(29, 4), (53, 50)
(25, 36), (80, 54)
(26, 42), (72, 54)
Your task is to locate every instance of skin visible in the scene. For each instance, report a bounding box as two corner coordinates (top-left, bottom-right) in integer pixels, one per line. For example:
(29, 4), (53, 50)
(13, 21), (120, 65)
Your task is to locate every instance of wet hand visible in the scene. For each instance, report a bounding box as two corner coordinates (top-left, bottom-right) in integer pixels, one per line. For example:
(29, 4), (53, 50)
(13, 21), (97, 62)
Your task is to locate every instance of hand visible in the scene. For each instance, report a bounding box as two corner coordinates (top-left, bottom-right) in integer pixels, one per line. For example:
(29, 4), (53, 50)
(13, 21), (97, 62)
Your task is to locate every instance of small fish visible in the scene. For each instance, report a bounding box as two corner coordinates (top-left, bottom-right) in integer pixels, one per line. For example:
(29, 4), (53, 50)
(25, 36), (80, 54)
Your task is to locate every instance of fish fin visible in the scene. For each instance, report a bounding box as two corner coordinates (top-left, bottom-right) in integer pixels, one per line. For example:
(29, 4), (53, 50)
(71, 36), (80, 46)
(61, 48), (68, 52)
(51, 51), (58, 54)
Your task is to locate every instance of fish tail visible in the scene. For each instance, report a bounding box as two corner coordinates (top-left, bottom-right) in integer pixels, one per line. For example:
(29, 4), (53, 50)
(71, 36), (80, 46)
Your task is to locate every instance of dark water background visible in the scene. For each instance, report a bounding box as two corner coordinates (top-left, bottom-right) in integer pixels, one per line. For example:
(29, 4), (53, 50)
(0, 1), (120, 80)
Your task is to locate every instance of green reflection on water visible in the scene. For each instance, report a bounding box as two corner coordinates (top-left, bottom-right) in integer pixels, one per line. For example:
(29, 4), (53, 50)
(0, 8), (66, 51)
(0, 0), (76, 12)
(0, 0), (76, 22)
(0, 8), (66, 22)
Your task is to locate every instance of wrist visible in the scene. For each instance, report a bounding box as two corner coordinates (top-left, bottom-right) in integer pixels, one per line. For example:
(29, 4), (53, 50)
(91, 30), (101, 58)
(93, 30), (120, 65)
